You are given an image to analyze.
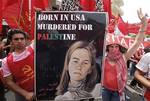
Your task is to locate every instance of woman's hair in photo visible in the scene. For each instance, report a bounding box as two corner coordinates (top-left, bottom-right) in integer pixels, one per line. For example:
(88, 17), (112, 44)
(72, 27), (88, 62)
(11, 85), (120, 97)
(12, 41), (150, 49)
(56, 41), (98, 95)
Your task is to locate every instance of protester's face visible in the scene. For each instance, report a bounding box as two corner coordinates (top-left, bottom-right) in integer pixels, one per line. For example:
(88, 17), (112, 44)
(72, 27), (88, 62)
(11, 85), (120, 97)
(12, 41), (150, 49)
(108, 44), (120, 53)
(68, 48), (92, 83)
(12, 33), (26, 50)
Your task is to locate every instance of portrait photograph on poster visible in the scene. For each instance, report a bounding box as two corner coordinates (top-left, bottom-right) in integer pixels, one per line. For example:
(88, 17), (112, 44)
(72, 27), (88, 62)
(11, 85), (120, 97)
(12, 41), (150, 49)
(35, 11), (107, 100)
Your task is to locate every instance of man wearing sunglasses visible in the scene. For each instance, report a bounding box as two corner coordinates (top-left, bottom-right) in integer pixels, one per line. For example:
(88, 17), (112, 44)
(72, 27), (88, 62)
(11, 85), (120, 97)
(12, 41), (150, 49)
(1, 29), (34, 101)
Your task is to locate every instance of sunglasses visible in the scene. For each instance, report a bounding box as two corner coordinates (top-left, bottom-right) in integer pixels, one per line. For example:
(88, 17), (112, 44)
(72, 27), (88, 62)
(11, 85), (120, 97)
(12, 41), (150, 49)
(13, 37), (25, 41)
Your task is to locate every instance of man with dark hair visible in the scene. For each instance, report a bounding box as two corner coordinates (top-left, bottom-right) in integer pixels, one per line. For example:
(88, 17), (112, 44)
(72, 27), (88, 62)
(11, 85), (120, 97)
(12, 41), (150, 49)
(1, 29), (34, 101)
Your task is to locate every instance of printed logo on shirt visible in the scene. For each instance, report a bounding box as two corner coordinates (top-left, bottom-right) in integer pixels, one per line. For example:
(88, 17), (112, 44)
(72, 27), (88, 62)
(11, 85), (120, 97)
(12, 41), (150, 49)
(21, 65), (34, 84)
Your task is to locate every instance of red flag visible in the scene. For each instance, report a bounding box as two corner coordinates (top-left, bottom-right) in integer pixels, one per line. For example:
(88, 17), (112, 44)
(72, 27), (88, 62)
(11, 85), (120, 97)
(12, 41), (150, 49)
(30, 0), (49, 39)
(2, 0), (20, 29)
(1, 0), (49, 39)
(127, 20), (150, 35)
(3, 0), (18, 7)
(127, 23), (140, 34)
(33, 0), (49, 10)
(102, 0), (112, 21)
(12, 0), (49, 39)
(80, 0), (96, 11)
(117, 16), (128, 35)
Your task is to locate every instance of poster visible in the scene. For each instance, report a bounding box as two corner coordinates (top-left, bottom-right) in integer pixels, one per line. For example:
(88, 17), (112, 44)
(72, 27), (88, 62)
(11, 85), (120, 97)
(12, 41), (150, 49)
(35, 11), (107, 100)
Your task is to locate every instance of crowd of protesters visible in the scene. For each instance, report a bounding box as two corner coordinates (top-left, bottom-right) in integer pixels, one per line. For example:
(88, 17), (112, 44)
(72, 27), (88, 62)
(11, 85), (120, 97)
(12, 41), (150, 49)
(0, 1), (150, 101)
(0, 18), (149, 101)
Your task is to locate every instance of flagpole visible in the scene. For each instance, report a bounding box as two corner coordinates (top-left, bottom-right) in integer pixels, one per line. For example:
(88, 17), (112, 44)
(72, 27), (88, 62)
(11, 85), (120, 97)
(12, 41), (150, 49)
(29, 0), (31, 22)
(19, 0), (24, 27)
(29, 0), (31, 32)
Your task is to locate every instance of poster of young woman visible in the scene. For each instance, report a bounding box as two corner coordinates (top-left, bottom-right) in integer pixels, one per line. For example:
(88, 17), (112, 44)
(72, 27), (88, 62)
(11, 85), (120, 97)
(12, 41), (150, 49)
(35, 11), (107, 100)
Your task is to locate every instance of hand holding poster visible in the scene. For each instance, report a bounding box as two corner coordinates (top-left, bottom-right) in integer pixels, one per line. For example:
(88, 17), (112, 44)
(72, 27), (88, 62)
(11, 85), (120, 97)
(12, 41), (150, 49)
(35, 11), (107, 100)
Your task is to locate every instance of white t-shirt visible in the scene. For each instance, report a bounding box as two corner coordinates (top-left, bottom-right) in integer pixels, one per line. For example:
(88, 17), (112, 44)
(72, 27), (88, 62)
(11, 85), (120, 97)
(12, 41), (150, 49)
(2, 43), (34, 77)
(136, 52), (150, 79)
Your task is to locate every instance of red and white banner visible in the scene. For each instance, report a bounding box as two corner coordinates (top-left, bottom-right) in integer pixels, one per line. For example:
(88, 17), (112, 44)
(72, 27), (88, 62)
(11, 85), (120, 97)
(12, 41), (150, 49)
(106, 33), (150, 49)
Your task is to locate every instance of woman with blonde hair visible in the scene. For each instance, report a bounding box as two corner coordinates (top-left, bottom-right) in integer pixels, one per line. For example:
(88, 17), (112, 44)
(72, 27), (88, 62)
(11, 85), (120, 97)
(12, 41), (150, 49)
(55, 41), (101, 100)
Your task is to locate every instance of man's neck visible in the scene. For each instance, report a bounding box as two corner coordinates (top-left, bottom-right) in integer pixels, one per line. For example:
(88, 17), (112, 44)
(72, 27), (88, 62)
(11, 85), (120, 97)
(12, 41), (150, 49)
(14, 48), (26, 54)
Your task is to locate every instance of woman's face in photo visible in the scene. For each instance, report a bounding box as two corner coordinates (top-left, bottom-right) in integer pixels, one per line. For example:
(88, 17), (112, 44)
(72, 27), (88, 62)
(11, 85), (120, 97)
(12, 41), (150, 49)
(68, 48), (92, 83)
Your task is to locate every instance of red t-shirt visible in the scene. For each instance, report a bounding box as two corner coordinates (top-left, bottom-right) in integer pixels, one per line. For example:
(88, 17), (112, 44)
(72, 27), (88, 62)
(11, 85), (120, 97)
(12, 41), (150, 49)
(103, 59), (118, 91)
(7, 46), (34, 92)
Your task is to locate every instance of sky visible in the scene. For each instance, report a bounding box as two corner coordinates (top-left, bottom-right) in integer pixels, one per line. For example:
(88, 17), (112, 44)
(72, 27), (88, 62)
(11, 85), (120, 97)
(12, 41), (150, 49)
(122, 0), (150, 23)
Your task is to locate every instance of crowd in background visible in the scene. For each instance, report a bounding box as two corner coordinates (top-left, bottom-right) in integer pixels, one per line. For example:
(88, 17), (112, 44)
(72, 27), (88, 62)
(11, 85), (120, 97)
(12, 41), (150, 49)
(0, 0), (150, 101)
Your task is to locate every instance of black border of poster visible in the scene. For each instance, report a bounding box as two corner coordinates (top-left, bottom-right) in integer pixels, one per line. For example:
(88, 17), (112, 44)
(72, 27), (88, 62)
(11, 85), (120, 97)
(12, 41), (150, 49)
(35, 11), (108, 100)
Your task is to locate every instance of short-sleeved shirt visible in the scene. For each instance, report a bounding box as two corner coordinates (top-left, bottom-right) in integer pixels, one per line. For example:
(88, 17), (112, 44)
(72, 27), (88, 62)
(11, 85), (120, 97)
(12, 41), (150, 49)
(136, 52), (150, 79)
(2, 43), (34, 77)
